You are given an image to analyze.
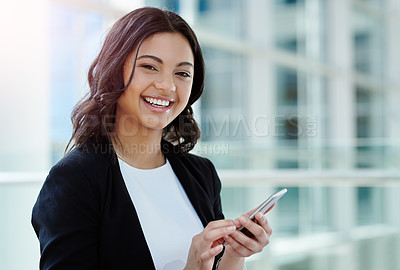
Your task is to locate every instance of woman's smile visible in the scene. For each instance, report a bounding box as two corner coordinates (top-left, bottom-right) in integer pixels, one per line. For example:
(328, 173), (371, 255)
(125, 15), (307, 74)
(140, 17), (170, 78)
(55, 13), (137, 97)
(142, 96), (174, 110)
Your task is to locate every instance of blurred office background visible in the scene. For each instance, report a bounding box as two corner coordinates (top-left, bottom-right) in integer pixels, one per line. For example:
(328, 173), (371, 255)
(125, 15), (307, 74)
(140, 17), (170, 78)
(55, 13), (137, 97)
(0, 0), (399, 269)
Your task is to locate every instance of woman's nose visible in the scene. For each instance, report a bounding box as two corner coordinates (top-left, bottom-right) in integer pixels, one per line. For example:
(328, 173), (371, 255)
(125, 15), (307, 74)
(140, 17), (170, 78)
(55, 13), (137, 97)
(154, 74), (176, 92)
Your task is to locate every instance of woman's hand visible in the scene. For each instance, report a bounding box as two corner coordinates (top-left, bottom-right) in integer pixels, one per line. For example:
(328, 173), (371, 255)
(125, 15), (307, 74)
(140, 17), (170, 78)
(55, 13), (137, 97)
(184, 219), (237, 270)
(222, 210), (273, 259)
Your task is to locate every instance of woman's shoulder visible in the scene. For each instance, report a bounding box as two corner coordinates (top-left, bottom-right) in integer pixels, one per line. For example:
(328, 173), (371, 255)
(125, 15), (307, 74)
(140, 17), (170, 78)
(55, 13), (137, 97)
(54, 143), (113, 170)
(32, 144), (113, 245)
(47, 143), (115, 188)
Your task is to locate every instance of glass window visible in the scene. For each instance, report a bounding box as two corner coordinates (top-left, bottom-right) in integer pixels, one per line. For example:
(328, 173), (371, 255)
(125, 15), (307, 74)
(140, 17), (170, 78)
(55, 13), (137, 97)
(276, 66), (298, 107)
(357, 187), (385, 225)
(273, 0), (326, 62)
(358, 0), (385, 8)
(196, 0), (244, 38)
(355, 85), (385, 168)
(198, 47), (247, 168)
(275, 187), (300, 235)
(273, 1), (305, 54)
(50, 4), (105, 162)
(352, 7), (385, 77)
(145, 0), (180, 12)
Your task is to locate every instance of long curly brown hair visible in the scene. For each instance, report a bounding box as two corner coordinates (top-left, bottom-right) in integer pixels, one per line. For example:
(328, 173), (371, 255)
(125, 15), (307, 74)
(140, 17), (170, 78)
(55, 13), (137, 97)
(66, 7), (205, 154)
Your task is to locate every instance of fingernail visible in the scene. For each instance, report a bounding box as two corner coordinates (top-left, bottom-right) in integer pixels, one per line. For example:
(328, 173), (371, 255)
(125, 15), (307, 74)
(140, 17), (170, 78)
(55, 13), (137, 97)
(240, 217), (247, 224)
(257, 212), (264, 219)
(227, 225), (236, 231)
(213, 245), (223, 252)
(234, 219), (240, 226)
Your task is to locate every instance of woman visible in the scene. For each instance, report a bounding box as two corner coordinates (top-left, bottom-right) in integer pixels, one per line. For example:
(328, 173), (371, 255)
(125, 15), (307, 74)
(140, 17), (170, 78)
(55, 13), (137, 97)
(32, 7), (272, 270)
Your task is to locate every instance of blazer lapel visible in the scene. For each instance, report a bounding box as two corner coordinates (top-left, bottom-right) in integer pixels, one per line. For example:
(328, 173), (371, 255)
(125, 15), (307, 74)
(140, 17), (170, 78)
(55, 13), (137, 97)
(102, 143), (156, 269)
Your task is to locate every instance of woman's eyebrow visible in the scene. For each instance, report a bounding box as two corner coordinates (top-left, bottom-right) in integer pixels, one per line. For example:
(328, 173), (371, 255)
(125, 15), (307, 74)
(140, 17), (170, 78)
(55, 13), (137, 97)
(177, 61), (194, 68)
(137, 54), (162, 63)
(137, 54), (193, 68)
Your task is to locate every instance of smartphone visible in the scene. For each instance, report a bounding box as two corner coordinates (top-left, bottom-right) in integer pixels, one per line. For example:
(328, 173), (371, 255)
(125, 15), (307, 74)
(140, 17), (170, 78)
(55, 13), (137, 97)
(223, 188), (287, 246)
(245, 188), (287, 221)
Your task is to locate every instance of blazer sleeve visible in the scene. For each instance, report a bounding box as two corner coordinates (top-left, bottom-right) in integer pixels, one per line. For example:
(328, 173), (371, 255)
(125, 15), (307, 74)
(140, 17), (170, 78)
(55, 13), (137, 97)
(207, 158), (225, 221)
(205, 158), (226, 270)
(31, 162), (100, 270)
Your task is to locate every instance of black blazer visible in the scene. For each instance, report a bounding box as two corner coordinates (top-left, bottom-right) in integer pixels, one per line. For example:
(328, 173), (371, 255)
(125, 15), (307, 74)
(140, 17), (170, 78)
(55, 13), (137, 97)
(32, 141), (225, 269)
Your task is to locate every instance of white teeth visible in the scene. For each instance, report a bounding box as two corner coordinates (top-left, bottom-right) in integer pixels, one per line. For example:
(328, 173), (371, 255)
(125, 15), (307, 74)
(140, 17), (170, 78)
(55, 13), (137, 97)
(144, 97), (170, 107)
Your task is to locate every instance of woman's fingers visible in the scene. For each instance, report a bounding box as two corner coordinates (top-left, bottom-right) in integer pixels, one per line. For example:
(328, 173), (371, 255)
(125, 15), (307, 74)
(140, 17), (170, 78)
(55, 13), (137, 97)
(202, 220), (237, 243)
(255, 211), (273, 236)
(203, 225), (236, 243)
(229, 213), (271, 253)
(213, 237), (226, 247)
(185, 220), (238, 269)
(206, 219), (237, 230)
(200, 244), (223, 262)
(223, 234), (253, 257)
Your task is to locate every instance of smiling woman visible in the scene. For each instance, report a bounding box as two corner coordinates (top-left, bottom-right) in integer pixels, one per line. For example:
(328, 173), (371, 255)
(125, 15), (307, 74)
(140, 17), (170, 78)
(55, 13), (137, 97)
(31, 7), (273, 270)
(116, 32), (194, 140)
(65, 8), (205, 155)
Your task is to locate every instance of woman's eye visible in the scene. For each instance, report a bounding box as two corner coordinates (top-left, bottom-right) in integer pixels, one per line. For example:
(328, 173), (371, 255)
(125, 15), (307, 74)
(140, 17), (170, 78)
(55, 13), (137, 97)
(141, 65), (157, 71)
(176, 72), (191, 78)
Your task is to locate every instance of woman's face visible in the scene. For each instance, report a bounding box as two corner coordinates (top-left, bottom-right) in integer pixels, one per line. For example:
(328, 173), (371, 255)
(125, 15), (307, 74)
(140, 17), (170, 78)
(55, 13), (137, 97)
(117, 32), (194, 134)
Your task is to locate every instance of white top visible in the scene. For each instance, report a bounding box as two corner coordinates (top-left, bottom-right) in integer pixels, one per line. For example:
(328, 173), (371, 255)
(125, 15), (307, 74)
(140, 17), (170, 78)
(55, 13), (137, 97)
(118, 158), (204, 270)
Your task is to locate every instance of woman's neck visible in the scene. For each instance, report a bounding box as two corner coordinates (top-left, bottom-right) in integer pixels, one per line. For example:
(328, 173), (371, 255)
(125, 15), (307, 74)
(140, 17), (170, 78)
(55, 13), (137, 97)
(112, 125), (165, 170)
